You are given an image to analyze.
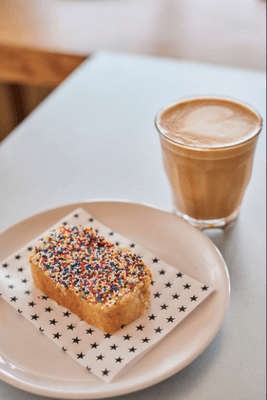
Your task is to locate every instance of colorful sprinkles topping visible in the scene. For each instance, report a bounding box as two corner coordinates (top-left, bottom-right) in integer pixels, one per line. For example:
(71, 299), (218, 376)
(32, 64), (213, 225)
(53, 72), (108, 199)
(33, 225), (147, 306)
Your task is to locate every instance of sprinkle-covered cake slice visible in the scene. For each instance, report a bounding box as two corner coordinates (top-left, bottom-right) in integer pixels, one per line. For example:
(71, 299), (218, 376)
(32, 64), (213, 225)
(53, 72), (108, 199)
(28, 225), (152, 333)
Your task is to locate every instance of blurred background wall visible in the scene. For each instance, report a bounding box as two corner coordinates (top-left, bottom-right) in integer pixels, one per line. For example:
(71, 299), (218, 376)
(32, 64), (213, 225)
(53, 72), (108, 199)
(0, 0), (265, 142)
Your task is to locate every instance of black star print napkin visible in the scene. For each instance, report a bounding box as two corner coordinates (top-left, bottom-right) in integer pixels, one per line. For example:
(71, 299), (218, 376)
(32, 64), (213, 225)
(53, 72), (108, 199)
(0, 208), (214, 383)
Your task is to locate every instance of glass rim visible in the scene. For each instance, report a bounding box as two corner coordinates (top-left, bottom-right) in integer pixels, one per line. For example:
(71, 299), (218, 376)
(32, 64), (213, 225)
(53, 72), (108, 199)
(155, 95), (263, 150)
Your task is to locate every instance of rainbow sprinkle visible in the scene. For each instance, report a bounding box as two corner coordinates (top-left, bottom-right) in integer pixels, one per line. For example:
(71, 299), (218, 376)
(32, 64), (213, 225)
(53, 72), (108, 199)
(34, 225), (147, 306)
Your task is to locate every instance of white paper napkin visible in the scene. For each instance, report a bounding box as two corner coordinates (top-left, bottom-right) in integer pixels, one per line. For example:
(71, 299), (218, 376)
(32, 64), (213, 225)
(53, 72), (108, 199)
(0, 207), (214, 382)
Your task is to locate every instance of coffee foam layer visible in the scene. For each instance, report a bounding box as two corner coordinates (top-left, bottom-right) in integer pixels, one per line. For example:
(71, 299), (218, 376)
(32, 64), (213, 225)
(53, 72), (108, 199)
(158, 99), (261, 147)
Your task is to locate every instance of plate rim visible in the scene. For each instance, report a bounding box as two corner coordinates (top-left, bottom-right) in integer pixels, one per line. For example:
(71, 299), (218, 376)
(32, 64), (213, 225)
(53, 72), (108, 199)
(0, 199), (230, 399)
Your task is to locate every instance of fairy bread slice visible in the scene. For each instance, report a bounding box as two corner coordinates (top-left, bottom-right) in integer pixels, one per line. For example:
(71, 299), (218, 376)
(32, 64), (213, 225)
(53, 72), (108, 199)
(28, 225), (152, 333)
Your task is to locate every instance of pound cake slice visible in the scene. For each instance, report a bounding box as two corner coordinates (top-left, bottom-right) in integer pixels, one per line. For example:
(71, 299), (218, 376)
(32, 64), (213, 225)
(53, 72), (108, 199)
(28, 225), (152, 334)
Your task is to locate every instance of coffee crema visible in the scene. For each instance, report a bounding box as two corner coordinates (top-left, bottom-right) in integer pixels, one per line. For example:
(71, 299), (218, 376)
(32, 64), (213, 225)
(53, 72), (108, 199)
(157, 98), (262, 148)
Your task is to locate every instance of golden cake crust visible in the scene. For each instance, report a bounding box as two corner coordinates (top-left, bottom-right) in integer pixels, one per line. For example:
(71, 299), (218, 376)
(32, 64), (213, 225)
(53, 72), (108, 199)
(28, 226), (152, 334)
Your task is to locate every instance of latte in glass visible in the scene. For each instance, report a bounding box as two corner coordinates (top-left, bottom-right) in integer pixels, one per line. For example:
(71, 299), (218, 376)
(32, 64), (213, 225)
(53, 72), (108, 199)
(155, 96), (262, 229)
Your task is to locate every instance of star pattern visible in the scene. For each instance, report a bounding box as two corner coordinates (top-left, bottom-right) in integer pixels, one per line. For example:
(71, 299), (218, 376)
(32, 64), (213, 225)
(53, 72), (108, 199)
(136, 324), (144, 331)
(142, 337), (150, 343)
(102, 368), (110, 376)
(0, 207), (213, 383)
(49, 318), (58, 325)
(63, 311), (71, 317)
(72, 337), (81, 344)
(165, 282), (172, 288)
(183, 283), (191, 290)
(160, 303), (168, 310)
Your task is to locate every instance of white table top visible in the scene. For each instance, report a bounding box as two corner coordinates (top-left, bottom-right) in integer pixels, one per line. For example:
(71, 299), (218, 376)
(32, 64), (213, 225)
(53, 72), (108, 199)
(0, 52), (266, 400)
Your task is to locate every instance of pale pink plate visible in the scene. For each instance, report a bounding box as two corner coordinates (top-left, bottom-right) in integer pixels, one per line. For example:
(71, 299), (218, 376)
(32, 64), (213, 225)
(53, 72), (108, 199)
(0, 200), (230, 399)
